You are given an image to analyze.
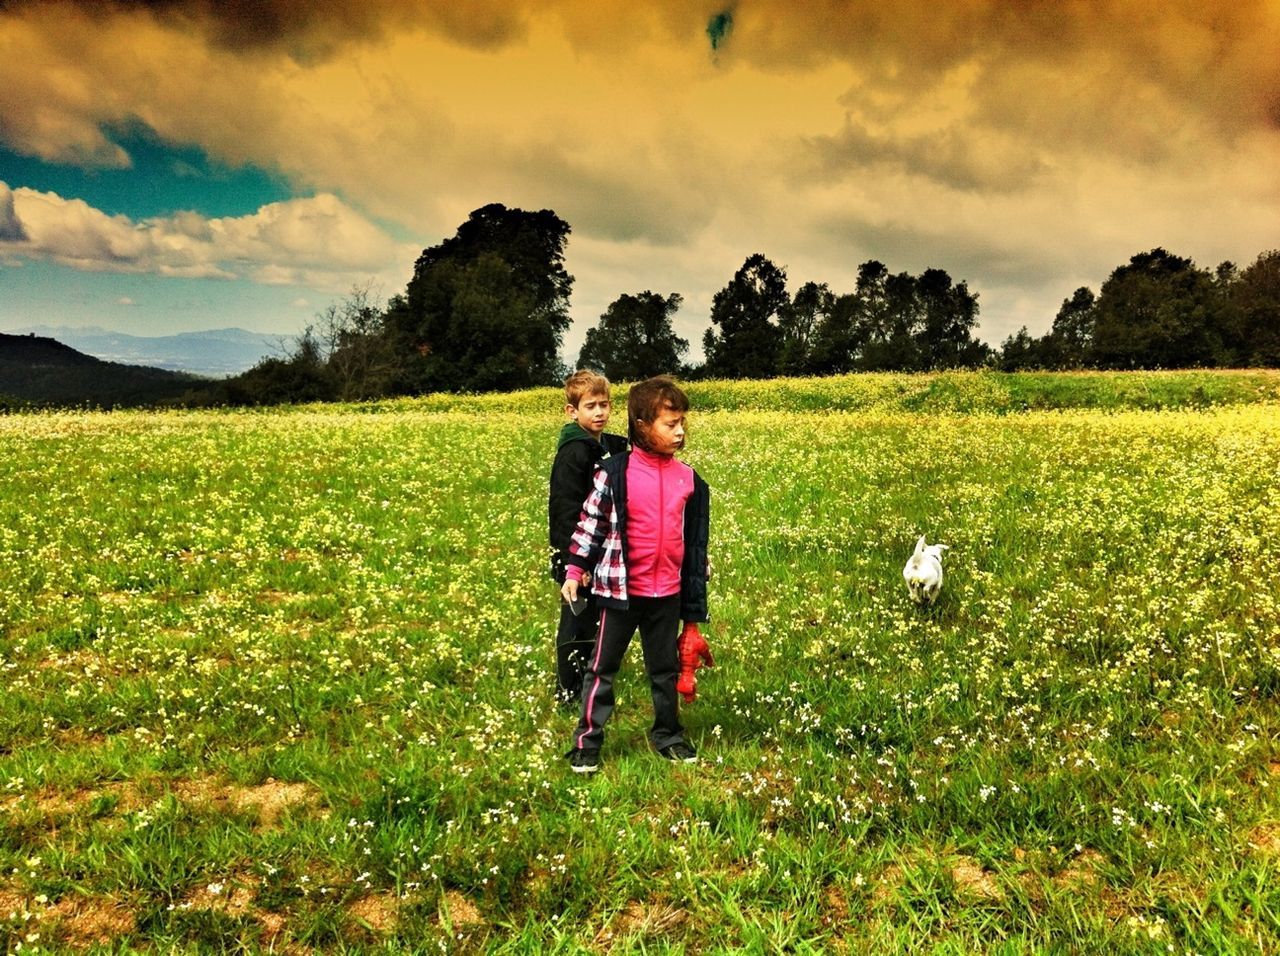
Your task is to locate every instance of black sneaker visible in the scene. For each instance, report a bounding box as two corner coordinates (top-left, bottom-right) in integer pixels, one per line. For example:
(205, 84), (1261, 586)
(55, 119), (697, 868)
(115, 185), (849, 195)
(659, 741), (698, 763)
(568, 749), (600, 774)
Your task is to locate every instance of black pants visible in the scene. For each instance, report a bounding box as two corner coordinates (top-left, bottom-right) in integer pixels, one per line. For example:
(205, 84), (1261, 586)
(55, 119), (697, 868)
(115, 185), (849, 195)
(555, 597), (600, 702)
(571, 595), (684, 755)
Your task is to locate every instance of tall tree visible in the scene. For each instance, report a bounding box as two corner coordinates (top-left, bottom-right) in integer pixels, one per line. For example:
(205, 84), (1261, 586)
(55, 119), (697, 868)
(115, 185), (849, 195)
(1090, 248), (1227, 368)
(776, 281), (834, 375)
(577, 291), (689, 380)
(857, 267), (924, 371)
(315, 282), (395, 401)
(703, 253), (788, 379)
(1045, 287), (1097, 368)
(1226, 250), (1280, 367)
(390, 204), (573, 392)
(915, 267), (986, 369)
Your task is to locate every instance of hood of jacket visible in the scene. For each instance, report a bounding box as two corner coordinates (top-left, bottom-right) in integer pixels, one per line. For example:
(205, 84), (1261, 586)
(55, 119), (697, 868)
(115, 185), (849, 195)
(557, 421), (601, 451)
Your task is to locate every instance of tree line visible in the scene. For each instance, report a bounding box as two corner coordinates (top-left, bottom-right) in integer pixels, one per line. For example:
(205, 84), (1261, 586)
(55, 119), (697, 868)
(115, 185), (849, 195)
(203, 204), (1280, 406)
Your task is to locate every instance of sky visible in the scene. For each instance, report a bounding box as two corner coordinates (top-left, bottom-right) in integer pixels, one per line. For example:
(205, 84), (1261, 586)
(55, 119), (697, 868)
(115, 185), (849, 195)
(2, 0), (1279, 363)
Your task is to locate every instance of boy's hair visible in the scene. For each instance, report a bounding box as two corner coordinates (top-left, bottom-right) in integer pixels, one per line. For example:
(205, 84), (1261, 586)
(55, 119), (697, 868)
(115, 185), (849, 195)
(628, 375), (689, 450)
(564, 369), (610, 408)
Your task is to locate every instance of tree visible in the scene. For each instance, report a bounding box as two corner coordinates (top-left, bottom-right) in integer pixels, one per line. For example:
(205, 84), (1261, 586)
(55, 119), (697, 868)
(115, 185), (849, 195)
(1226, 250), (1280, 366)
(1090, 248), (1227, 368)
(390, 204), (573, 392)
(224, 328), (335, 405)
(1044, 286), (1096, 368)
(776, 281), (834, 376)
(996, 327), (1039, 371)
(703, 253), (788, 379)
(855, 266), (923, 371)
(915, 267), (987, 369)
(315, 282), (395, 400)
(577, 291), (688, 381)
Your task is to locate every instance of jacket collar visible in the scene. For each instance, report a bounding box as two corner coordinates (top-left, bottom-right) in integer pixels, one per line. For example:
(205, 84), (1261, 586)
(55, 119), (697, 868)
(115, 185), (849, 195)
(557, 421), (600, 450)
(630, 445), (674, 467)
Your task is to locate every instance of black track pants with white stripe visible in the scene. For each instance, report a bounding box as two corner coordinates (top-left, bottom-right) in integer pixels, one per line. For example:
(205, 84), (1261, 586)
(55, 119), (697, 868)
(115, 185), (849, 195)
(570, 594), (684, 754)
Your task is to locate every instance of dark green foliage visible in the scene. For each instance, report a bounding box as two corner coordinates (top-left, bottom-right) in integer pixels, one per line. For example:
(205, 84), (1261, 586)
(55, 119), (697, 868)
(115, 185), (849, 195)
(808, 260), (988, 374)
(997, 247), (1280, 371)
(577, 290), (688, 380)
(1090, 248), (1229, 368)
(1226, 250), (1280, 366)
(703, 253), (789, 379)
(391, 203), (573, 393)
(214, 329), (336, 405)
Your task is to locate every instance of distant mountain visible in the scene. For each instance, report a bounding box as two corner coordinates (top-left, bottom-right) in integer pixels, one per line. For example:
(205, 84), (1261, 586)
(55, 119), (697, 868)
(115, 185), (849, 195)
(10, 325), (284, 377)
(0, 332), (211, 407)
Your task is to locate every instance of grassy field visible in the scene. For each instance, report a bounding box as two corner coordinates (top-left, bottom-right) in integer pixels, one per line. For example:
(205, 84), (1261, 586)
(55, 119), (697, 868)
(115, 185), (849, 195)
(2, 370), (1280, 953)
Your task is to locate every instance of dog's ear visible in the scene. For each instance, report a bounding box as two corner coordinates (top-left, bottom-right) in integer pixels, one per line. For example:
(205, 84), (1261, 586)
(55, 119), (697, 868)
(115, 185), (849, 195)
(914, 535), (927, 554)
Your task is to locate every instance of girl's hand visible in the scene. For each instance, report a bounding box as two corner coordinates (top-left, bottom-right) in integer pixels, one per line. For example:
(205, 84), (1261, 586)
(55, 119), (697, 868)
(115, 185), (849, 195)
(561, 577), (579, 604)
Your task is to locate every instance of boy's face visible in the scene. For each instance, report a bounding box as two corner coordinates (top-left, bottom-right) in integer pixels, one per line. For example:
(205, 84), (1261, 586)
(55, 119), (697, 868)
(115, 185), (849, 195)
(642, 404), (686, 455)
(568, 392), (611, 438)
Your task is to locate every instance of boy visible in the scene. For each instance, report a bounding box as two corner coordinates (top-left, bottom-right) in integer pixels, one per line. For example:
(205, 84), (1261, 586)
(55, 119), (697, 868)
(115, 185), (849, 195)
(561, 376), (712, 773)
(548, 370), (628, 706)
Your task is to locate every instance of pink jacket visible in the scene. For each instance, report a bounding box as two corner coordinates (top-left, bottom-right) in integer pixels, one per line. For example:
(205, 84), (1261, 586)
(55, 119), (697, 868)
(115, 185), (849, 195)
(623, 446), (694, 598)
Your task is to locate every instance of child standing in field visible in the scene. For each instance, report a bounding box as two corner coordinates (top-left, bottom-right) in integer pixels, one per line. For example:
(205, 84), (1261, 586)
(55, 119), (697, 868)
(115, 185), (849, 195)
(548, 370), (629, 706)
(561, 375), (711, 774)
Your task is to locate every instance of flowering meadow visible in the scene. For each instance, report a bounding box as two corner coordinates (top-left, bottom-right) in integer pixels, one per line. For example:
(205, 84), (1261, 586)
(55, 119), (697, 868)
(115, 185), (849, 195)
(2, 370), (1279, 952)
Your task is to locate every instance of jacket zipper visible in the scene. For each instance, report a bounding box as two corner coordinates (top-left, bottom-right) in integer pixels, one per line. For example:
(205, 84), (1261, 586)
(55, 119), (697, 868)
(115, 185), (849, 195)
(654, 457), (664, 597)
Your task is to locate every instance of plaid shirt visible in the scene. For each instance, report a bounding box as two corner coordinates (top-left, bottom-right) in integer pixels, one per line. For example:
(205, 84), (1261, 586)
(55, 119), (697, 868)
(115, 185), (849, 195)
(566, 463), (629, 603)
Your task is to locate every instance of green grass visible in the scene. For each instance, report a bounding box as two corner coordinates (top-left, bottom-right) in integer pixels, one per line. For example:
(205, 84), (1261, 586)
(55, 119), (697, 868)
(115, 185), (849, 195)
(1, 371), (1279, 951)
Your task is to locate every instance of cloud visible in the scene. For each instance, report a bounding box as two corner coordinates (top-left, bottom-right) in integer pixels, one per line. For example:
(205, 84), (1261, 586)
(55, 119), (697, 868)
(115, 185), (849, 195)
(117, 296), (136, 305)
(1, 0), (1279, 349)
(0, 0), (531, 59)
(0, 183), (27, 241)
(0, 182), (419, 289)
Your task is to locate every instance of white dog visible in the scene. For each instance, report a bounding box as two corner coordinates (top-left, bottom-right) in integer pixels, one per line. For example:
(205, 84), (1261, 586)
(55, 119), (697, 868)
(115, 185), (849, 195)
(903, 536), (949, 605)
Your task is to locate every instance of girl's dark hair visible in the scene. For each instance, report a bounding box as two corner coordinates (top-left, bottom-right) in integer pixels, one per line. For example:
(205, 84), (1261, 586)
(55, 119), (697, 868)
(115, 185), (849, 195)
(627, 375), (689, 451)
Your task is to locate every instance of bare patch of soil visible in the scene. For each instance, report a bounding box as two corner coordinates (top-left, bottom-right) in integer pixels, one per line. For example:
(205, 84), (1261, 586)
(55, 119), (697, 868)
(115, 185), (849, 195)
(349, 893), (399, 934)
(442, 889), (484, 927)
(183, 881), (255, 916)
(46, 896), (136, 948)
(1247, 823), (1280, 855)
(173, 777), (318, 826)
(951, 856), (1004, 901)
(1055, 848), (1106, 887)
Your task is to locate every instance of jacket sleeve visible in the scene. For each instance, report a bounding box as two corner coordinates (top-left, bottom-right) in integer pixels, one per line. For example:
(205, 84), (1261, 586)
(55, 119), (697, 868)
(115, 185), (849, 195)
(679, 475), (711, 622)
(548, 442), (594, 554)
(565, 467), (613, 572)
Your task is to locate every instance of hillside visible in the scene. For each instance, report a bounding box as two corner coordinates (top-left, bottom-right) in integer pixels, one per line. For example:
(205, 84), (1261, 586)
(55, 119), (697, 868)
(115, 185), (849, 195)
(0, 332), (211, 407)
(11, 325), (281, 377)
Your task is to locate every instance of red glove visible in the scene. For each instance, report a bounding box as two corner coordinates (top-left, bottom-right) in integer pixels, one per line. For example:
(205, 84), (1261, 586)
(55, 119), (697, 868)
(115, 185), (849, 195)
(676, 622), (714, 703)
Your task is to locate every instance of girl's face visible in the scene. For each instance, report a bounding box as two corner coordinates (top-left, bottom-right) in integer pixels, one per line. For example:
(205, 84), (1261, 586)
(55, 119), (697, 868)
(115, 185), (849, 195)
(638, 404), (686, 455)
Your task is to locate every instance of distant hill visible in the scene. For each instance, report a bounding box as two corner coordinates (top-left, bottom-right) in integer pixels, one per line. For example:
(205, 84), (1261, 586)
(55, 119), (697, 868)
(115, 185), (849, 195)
(0, 333), (213, 408)
(10, 325), (283, 377)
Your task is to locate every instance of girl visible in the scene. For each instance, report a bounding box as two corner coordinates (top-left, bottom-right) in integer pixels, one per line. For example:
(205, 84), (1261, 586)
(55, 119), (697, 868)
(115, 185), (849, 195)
(560, 376), (711, 773)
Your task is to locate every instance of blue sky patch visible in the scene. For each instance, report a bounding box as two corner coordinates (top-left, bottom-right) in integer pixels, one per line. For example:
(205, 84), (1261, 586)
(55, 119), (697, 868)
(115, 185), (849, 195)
(0, 118), (294, 219)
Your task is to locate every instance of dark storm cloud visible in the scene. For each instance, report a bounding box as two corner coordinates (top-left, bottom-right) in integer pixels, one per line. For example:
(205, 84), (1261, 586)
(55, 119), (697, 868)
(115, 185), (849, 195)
(801, 120), (1050, 193)
(0, 0), (529, 58)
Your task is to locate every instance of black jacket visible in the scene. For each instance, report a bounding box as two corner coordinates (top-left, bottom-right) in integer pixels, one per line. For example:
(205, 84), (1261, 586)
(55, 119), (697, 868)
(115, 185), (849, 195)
(564, 451), (711, 622)
(548, 423), (627, 581)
